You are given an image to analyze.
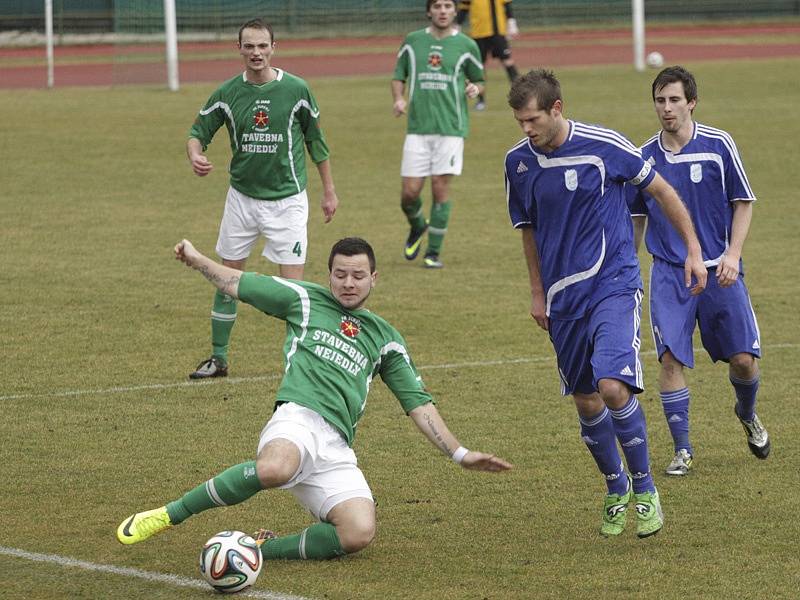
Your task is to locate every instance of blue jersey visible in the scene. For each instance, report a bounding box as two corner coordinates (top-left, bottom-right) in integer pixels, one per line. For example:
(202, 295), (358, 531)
(627, 122), (756, 269)
(505, 120), (655, 320)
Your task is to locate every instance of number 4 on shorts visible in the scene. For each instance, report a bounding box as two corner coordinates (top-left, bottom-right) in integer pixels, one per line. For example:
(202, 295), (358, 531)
(292, 241), (302, 257)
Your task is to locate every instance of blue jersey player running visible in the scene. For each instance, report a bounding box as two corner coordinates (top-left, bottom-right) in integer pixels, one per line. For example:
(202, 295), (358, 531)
(628, 66), (770, 477)
(504, 69), (707, 538)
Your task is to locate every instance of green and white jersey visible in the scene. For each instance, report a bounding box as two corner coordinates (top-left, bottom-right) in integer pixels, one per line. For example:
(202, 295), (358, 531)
(189, 69), (329, 201)
(238, 273), (434, 446)
(393, 28), (484, 138)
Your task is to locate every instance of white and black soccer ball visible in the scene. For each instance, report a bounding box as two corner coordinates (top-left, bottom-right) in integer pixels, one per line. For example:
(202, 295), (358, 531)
(199, 530), (263, 594)
(646, 51), (664, 68)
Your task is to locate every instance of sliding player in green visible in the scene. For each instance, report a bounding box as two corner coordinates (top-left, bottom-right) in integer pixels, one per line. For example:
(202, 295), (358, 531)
(392, 0), (484, 268)
(117, 237), (511, 560)
(188, 18), (338, 380)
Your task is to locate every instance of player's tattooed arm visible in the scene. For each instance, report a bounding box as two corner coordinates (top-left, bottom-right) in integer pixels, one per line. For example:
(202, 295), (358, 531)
(175, 239), (242, 299)
(196, 264), (241, 299)
(409, 405), (458, 457)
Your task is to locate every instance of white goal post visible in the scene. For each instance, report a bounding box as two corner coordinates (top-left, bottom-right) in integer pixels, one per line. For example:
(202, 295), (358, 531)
(632, 0), (646, 71)
(43, 0), (181, 90)
(164, 0), (179, 91)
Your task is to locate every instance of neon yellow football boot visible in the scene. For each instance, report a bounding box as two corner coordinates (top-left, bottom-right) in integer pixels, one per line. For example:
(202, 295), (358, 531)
(116, 506), (172, 545)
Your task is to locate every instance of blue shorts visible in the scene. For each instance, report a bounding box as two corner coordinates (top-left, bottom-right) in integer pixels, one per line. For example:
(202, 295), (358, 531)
(549, 290), (645, 396)
(648, 258), (761, 367)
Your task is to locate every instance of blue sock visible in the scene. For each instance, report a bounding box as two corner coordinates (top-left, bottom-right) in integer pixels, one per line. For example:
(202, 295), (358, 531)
(731, 374), (760, 421)
(579, 407), (627, 496)
(660, 388), (692, 454)
(610, 396), (655, 494)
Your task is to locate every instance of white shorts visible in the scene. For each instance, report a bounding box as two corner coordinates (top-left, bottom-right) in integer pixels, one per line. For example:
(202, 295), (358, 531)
(216, 186), (308, 265)
(400, 134), (464, 177)
(257, 402), (373, 522)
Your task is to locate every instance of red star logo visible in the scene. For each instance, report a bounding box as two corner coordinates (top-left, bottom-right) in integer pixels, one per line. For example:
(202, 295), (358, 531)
(428, 54), (442, 68)
(340, 320), (360, 338)
(254, 110), (269, 126)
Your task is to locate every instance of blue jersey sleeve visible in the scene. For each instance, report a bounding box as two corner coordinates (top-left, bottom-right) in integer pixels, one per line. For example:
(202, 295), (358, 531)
(505, 153), (534, 228)
(625, 182), (648, 216)
(722, 136), (756, 203)
(602, 132), (655, 190)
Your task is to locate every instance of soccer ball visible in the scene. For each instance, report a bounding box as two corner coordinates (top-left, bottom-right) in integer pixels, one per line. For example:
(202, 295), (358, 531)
(646, 51), (664, 68)
(199, 531), (263, 593)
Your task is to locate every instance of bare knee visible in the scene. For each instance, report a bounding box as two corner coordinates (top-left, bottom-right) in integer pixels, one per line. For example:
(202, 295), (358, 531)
(337, 517), (376, 554)
(256, 439), (301, 488)
(326, 498), (376, 554)
(401, 178), (424, 204)
(431, 176), (451, 202)
(598, 378), (631, 410)
(729, 353), (757, 379)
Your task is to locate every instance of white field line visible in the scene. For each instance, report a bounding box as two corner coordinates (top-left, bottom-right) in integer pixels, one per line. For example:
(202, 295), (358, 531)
(1, 343), (796, 402)
(0, 545), (311, 600)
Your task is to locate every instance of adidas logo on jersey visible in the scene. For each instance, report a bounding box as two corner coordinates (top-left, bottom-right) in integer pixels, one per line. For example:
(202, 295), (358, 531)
(752, 339), (760, 350)
(668, 415), (683, 423)
(516, 161), (528, 174)
(620, 365), (634, 376)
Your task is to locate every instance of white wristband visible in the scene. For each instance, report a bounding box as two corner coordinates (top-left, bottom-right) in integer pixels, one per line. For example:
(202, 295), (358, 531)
(451, 446), (469, 464)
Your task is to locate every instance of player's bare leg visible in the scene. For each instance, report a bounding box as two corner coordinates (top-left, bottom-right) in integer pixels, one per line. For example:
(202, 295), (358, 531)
(190, 256), (247, 379)
(279, 264), (304, 280)
(326, 497), (376, 554)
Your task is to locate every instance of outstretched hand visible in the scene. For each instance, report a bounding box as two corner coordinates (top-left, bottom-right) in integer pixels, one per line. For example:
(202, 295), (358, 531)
(461, 451), (513, 472)
(174, 239), (201, 268)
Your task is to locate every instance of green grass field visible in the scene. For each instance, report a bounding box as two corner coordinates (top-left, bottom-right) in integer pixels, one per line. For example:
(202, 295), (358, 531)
(1, 59), (799, 599)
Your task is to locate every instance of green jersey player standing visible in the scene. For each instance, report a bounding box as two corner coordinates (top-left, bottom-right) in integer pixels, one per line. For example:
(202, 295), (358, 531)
(187, 18), (338, 380)
(392, 0), (485, 268)
(117, 237), (511, 562)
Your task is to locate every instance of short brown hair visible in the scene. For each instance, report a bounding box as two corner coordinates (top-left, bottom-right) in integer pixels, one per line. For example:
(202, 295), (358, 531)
(652, 65), (698, 105)
(427, 0), (456, 12)
(508, 69), (562, 112)
(328, 238), (376, 273)
(238, 18), (274, 46)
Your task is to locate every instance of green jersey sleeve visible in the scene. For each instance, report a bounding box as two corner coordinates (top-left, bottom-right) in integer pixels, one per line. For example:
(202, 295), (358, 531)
(464, 38), (485, 84)
(189, 88), (226, 150)
(393, 37), (411, 81)
(378, 339), (434, 414)
(298, 84), (330, 164)
(237, 272), (301, 319)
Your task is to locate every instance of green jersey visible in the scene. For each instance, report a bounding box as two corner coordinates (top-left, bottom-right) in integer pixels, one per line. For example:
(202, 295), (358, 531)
(393, 28), (484, 137)
(189, 69), (329, 201)
(237, 273), (434, 446)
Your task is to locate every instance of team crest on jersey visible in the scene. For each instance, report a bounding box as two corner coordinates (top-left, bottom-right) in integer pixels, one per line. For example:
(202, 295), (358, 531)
(427, 50), (443, 70)
(340, 316), (361, 338)
(564, 168), (578, 191)
(690, 163), (703, 183)
(251, 100), (271, 132)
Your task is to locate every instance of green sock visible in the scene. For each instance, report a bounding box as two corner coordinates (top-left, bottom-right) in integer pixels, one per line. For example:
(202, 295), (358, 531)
(166, 461), (261, 524)
(427, 200), (452, 255)
(401, 197), (426, 232)
(211, 289), (236, 365)
(261, 522), (345, 560)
